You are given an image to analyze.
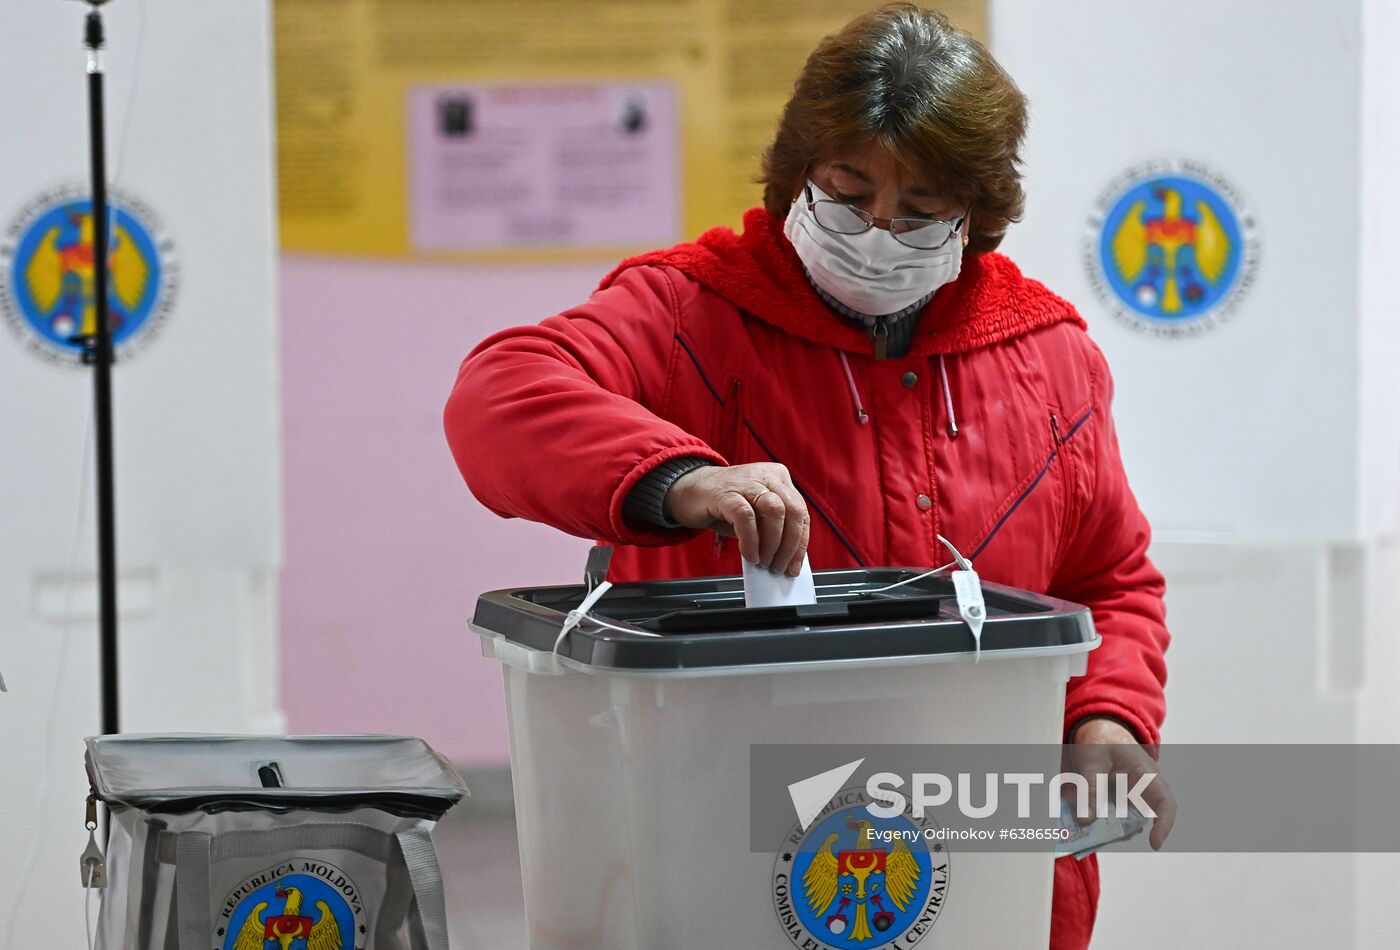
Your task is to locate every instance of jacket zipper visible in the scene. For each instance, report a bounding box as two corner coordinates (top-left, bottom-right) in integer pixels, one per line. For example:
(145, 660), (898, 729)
(873, 317), (889, 361)
(720, 379), (743, 459)
(715, 379), (743, 560)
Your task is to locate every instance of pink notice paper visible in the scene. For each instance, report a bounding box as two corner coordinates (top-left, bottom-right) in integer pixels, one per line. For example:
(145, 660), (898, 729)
(408, 81), (681, 251)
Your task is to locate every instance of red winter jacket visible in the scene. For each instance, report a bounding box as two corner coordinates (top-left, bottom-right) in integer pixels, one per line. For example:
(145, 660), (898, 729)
(446, 208), (1168, 948)
(447, 208), (1168, 749)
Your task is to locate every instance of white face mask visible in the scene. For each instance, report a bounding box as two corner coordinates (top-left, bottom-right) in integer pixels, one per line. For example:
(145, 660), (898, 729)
(784, 181), (965, 317)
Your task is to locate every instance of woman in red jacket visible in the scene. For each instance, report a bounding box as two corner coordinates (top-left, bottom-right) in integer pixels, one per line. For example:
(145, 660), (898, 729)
(446, 4), (1173, 947)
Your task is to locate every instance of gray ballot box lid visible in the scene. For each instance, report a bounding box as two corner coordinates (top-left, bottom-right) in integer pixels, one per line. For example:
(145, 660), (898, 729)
(85, 734), (467, 816)
(472, 567), (1098, 673)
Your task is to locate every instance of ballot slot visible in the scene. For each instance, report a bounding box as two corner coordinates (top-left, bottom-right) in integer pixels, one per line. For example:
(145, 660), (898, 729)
(517, 589), (957, 631)
(636, 595), (951, 633)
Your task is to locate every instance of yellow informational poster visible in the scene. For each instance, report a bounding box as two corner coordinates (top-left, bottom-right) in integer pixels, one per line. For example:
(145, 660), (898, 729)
(274, 0), (986, 260)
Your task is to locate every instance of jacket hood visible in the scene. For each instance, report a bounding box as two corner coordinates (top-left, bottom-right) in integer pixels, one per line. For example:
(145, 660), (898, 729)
(599, 207), (1086, 357)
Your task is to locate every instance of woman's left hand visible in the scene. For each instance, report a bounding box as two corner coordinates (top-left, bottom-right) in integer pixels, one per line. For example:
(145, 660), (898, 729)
(1069, 717), (1176, 850)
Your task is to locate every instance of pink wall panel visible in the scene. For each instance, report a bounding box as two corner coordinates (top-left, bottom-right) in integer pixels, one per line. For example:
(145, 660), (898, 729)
(278, 254), (600, 764)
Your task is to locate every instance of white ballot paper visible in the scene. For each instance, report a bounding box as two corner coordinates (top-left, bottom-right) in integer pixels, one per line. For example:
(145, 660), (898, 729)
(743, 557), (817, 608)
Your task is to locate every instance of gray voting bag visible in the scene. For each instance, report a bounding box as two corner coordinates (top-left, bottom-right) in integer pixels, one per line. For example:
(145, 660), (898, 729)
(86, 734), (467, 950)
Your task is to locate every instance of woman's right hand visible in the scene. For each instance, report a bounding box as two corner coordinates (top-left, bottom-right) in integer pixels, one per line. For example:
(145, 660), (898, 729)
(664, 463), (810, 576)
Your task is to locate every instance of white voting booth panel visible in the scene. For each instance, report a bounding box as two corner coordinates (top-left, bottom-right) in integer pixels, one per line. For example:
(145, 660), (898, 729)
(0, 2), (281, 948)
(992, 1), (1400, 947)
(994, 0), (1400, 545)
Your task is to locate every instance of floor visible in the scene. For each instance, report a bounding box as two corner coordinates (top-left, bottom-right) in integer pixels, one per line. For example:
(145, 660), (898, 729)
(436, 809), (527, 949)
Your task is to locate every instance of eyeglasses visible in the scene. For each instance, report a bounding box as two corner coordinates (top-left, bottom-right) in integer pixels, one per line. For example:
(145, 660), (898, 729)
(804, 183), (968, 251)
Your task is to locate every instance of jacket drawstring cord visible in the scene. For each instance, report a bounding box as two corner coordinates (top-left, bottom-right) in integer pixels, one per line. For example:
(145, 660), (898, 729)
(939, 353), (959, 439)
(837, 351), (870, 426)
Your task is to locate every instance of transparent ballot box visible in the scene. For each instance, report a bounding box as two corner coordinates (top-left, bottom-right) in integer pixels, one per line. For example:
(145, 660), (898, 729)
(472, 568), (1099, 949)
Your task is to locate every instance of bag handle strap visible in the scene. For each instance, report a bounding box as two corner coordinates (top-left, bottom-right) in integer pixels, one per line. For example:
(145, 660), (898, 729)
(174, 833), (212, 950)
(396, 828), (450, 950)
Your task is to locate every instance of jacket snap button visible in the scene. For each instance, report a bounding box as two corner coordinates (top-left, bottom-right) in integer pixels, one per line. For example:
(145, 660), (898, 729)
(901, 371), (918, 388)
(916, 493), (932, 511)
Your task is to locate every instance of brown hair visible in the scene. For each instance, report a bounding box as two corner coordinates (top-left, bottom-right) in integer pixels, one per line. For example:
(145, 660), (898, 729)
(760, 4), (1028, 255)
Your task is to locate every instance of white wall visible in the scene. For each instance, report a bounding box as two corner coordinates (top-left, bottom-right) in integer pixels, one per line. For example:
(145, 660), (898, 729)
(0, 2), (281, 947)
(1356, 0), (1400, 539)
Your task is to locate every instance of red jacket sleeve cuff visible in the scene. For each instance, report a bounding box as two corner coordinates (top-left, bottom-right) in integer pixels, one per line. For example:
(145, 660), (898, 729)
(1063, 700), (1161, 753)
(607, 444), (727, 547)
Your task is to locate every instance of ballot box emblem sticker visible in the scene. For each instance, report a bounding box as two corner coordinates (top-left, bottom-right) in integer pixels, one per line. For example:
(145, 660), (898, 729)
(773, 786), (949, 948)
(1085, 158), (1259, 338)
(0, 182), (177, 366)
(220, 863), (361, 950)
